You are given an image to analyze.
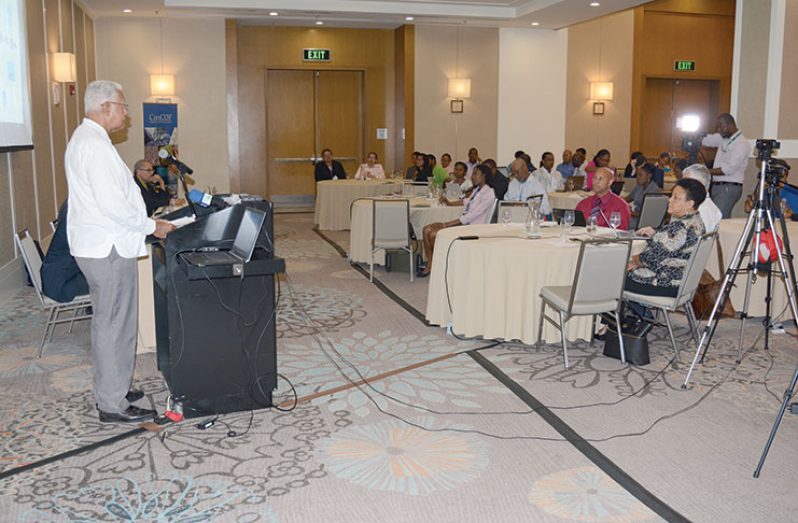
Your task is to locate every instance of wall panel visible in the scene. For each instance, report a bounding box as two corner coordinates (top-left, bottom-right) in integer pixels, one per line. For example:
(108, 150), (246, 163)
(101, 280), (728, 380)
(0, 156), (14, 265)
(778, 0), (798, 138)
(11, 151), (39, 239)
(45, 0), (68, 205)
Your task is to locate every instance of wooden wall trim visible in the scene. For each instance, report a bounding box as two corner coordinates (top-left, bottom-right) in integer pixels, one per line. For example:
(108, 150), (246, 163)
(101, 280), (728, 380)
(225, 19), (241, 193)
(403, 24), (415, 166)
(629, 6), (645, 153)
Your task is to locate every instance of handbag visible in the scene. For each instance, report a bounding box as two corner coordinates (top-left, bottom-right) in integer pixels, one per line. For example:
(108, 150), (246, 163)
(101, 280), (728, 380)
(603, 318), (650, 366)
(692, 239), (736, 320)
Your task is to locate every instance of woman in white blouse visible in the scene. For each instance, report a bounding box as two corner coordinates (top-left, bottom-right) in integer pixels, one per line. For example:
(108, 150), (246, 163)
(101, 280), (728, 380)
(354, 152), (385, 180)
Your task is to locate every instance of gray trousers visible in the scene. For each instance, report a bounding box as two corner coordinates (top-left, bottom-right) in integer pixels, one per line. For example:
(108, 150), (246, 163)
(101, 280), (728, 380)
(710, 183), (743, 219)
(75, 247), (138, 413)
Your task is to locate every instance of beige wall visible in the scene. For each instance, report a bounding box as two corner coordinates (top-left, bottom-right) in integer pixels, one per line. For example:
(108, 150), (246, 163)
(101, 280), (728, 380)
(414, 26), (499, 163)
(564, 10), (634, 161)
(95, 17), (229, 193)
(0, 1), (95, 271)
(497, 28), (568, 165)
(778, 0), (798, 139)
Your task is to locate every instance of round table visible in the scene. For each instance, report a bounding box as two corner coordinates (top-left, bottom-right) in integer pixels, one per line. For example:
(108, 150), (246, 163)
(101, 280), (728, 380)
(425, 224), (643, 344)
(705, 217), (798, 317)
(314, 180), (403, 231)
(548, 191), (592, 211)
(349, 197), (462, 265)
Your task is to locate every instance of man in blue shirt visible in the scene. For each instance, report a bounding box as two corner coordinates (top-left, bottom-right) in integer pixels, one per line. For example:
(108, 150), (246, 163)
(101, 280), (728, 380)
(556, 149), (575, 178)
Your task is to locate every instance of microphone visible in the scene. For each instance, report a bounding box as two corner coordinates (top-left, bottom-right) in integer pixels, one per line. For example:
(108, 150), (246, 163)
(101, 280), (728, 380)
(158, 149), (194, 174)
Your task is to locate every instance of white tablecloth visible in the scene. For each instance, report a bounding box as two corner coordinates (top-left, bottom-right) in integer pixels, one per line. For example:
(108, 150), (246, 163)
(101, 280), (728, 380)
(425, 224), (642, 344)
(314, 180), (403, 231)
(548, 191), (592, 211)
(705, 217), (798, 317)
(349, 197), (462, 265)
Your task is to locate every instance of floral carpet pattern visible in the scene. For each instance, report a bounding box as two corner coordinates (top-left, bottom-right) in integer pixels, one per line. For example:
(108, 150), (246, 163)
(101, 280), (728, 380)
(1, 212), (797, 522)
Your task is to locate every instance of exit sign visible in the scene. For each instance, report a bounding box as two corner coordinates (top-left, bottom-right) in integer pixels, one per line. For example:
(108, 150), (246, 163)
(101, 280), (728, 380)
(303, 48), (331, 62)
(674, 60), (696, 71)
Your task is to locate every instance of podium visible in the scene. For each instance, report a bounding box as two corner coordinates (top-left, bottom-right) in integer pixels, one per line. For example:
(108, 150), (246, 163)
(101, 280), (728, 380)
(152, 201), (285, 418)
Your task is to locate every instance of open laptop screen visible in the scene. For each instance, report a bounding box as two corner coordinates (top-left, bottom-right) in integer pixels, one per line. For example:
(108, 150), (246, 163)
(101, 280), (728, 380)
(230, 207), (267, 262)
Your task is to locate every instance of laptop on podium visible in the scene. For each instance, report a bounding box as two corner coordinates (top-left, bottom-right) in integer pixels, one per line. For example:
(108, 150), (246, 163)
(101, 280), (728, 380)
(182, 207), (267, 267)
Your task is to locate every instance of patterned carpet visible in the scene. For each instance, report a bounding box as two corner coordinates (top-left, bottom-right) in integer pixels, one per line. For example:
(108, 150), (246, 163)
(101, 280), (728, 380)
(1, 212), (797, 522)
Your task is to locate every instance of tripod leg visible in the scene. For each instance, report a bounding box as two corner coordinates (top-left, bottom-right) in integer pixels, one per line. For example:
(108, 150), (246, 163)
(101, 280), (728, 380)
(754, 363), (798, 477)
(736, 266), (754, 363)
(683, 216), (756, 388)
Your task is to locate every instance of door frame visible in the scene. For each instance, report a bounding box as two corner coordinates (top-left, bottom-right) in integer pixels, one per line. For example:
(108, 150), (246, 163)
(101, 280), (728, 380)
(264, 67), (366, 199)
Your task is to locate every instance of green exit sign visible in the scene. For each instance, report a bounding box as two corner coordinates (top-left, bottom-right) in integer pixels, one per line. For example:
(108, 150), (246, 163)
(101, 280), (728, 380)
(674, 60), (696, 71)
(303, 48), (331, 62)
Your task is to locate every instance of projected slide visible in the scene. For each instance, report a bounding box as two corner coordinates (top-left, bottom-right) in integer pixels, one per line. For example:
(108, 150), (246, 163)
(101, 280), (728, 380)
(0, 0), (33, 149)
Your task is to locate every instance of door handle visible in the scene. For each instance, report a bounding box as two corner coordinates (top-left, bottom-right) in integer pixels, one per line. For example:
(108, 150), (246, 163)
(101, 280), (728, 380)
(273, 157), (319, 163)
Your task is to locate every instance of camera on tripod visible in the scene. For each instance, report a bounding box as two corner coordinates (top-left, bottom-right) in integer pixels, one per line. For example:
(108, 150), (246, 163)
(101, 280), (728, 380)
(754, 139), (790, 184)
(676, 114), (705, 165)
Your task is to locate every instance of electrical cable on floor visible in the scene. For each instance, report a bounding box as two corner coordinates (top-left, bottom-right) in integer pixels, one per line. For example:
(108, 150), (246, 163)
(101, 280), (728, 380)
(282, 271), (765, 443)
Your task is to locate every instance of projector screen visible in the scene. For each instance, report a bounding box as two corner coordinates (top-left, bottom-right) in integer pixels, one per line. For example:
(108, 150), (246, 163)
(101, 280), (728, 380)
(0, 0), (34, 150)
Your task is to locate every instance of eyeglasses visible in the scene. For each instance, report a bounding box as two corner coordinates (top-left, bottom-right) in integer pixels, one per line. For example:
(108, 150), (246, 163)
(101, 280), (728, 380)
(138, 168), (154, 172)
(107, 101), (129, 110)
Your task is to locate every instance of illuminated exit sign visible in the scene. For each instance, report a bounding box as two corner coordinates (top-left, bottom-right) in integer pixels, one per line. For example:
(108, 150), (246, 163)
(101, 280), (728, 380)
(303, 48), (331, 62)
(674, 60), (696, 71)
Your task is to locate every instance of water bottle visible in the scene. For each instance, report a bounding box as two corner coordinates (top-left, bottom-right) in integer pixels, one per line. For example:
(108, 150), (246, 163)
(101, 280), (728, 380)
(526, 199), (541, 238)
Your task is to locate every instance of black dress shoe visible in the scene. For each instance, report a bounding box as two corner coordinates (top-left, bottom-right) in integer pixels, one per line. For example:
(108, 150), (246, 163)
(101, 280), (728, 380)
(125, 390), (145, 403)
(98, 405), (157, 423)
(416, 270), (430, 278)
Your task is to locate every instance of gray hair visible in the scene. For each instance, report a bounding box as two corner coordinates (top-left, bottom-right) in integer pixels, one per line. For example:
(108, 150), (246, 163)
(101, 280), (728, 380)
(84, 80), (123, 113)
(683, 164), (711, 189)
(133, 159), (152, 173)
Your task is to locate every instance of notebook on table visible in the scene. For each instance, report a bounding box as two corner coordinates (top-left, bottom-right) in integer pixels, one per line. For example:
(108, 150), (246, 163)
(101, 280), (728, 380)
(181, 207), (267, 267)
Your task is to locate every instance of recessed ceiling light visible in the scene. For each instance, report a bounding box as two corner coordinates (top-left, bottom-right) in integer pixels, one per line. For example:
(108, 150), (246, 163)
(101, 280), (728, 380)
(269, 12), (278, 16)
(590, 2), (600, 6)
(531, 22), (539, 26)
(405, 16), (414, 21)
(315, 20), (324, 25)
(123, 9), (132, 13)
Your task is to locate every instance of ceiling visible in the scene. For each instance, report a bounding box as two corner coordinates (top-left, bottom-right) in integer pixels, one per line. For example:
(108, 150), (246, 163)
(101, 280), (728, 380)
(78, 0), (651, 30)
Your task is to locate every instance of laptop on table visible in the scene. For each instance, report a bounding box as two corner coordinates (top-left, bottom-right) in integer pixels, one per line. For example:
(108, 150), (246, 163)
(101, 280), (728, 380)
(182, 207), (267, 267)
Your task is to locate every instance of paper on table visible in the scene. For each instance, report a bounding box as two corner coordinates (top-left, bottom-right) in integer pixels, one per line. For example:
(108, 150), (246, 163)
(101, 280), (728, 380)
(168, 215), (196, 228)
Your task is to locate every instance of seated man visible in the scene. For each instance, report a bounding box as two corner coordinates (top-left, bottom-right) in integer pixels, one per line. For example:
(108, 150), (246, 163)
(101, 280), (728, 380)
(556, 149), (574, 179)
(134, 159), (170, 217)
(505, 158), (550, 215)
(314, 148), (347, 181)
(405, 151), (420, 180)
(626, 163), (661, 215)
(575, 167), (631, 230)
(41, 201), (90, 303)
(534, 151), (564, 192)
(482, 158), (508, 200)
(682, 163), (722, 232)
(419, 165), (496, 277)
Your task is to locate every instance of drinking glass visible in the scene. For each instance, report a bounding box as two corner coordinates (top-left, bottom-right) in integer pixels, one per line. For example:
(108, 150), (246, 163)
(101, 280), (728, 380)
(561, 210), (575, 239)
(502, 209), (512, 227)
(586, 214), (598, 234)
(609, 211), (622, 236)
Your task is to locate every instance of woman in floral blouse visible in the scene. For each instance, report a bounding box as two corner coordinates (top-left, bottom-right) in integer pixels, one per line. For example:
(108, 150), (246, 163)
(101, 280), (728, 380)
(626, 178), (707, 297)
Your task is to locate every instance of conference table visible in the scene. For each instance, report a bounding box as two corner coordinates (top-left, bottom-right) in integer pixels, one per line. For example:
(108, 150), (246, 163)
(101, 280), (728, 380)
(315, 179), (404, 231)
(349, 196), (462, 265)
(548, 191), (591, 210)
(426, 223), (643, 344)
(705, 217), (798, 318)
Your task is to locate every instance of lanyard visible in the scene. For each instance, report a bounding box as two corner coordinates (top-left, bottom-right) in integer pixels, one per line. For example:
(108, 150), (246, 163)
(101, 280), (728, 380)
(721, 130), (741, 153)
(465, 185), (481, 213)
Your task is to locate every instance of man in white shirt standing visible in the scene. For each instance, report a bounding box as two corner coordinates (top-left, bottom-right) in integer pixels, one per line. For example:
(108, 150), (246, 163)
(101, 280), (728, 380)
(682, 163), (723, 231)
(505, 158), (550, 214)
(702, 113), (752, 218)
(67, 80), (175, 423)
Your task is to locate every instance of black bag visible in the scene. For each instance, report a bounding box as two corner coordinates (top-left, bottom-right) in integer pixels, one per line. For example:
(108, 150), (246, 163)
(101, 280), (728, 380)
(603, 320), (650, 366)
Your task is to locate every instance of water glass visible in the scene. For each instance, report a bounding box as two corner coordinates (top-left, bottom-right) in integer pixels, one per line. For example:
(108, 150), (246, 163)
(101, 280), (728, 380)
(502, 209), (512, 227)
(610, 211), (622, 236)
(586, 214), (598, 234)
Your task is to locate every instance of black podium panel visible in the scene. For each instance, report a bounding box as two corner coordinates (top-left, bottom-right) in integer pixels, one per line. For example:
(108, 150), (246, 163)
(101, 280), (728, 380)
(152, 201), (284, 418)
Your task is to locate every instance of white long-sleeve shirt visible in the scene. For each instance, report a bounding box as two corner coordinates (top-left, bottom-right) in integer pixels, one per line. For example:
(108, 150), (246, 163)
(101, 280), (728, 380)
(66, 118), (156, 258)
(702, 131), (751, 184)
(534, 166), (565, 192)
(504, 176), (551, 214)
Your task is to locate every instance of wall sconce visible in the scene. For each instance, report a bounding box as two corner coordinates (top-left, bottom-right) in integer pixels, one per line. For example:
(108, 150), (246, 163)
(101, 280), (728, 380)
(150, 74), (175, 97)
(448, 78), (471, 113)
(51, 52), (76, 106)
(590, 81), (613, 115)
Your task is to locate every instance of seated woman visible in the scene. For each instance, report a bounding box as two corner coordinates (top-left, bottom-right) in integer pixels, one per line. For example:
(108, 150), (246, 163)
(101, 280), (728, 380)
(354, 152), (385, 180)
(412, 153), (432, 183)
(443, 161), (472, 199)
(585, 149), (612, 190)
(418, 164), (496, 277)
(626, 178), (707, 298)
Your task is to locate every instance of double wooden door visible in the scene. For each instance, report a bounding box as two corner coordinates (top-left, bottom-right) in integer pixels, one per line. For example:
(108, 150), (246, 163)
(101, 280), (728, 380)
(266, 70), (363, 198)
(641, 78), (721, 158)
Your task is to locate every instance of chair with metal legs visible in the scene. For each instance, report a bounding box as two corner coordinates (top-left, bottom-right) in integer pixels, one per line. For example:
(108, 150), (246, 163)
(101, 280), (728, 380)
(537, 239), (632, 368)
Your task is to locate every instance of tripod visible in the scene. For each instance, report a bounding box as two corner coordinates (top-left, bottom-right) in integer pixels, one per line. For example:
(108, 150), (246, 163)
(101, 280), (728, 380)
(680, 140), (798, 477)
